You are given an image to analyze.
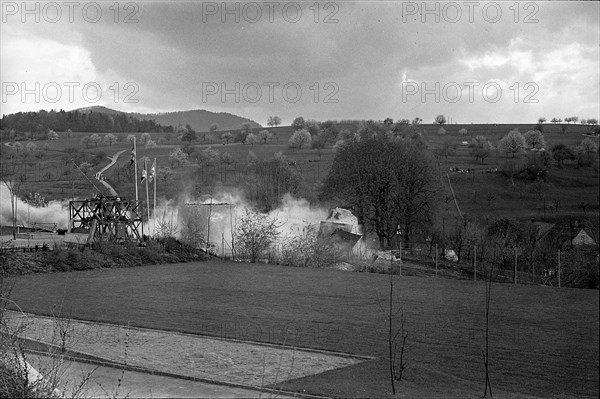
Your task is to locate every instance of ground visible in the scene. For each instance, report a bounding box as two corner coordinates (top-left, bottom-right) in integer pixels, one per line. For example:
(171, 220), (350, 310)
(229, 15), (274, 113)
(5, 260), (599, 398)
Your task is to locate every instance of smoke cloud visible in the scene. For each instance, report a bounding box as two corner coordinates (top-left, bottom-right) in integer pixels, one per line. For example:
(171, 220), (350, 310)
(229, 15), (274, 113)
(0, 183), (69, 230)
(148, 190), (330, 256)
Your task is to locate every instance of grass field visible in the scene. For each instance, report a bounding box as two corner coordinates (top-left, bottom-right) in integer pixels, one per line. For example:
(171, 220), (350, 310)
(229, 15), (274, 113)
(7, 261), (599, 398)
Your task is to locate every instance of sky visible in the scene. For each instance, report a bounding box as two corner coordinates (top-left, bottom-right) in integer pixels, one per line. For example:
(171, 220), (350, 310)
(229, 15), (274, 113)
(1, 1), (599, 126)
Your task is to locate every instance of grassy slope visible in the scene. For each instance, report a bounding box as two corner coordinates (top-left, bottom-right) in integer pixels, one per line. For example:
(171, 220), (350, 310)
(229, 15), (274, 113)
(2, 123), (598, 235)
(7, 261), (599, 398)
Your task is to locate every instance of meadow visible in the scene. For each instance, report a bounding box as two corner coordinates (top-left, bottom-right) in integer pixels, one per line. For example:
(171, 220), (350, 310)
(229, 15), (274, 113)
(6, 260), (599, 398)
(2, 121), (597, 239)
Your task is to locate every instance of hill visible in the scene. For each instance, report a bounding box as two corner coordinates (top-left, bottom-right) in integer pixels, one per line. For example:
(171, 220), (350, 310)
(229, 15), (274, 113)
(1, 121), (597, 238)
(73, 106), (262, 132)
(129, 109), (262, 132)
(74, 106), (124, 115)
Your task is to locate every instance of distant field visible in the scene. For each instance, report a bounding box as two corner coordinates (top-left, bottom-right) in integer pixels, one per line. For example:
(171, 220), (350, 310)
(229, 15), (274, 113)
(1, 122), (598, 236)
(7, 261), (599, 398)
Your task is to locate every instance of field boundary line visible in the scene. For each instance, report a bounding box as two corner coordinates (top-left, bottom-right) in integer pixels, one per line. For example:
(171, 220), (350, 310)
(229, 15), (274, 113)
(7, 310), (375, 362)
(446, 173), (463, 219)
(23, 347), (330, 399)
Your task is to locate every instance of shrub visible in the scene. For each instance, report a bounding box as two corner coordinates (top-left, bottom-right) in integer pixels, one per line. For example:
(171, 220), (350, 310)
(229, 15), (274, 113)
(138, 247), (161, 264)
(280, 224), (337, 268)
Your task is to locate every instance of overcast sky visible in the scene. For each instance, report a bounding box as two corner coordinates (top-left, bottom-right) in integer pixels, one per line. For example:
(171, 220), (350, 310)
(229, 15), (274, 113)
(1, 1), (598, 125)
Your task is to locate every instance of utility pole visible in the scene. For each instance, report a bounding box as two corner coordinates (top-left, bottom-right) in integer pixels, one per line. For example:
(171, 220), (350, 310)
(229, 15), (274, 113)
(396, 225), (402, 277)
(133, 136), (138, 203)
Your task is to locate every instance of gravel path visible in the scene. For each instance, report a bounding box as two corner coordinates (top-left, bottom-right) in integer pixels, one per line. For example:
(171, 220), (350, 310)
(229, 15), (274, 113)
(6, 311), (365, 391)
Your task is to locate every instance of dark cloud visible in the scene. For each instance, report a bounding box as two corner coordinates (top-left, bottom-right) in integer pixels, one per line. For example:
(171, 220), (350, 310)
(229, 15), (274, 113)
(2, 1), (598, 123)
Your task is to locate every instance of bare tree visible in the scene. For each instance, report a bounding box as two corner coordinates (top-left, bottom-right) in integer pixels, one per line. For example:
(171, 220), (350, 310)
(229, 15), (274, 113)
(322, 131), (438, 249)
(387, 271), (408, 395)
(1, 169), (26, 239)
(530, 181), (550, 200)
(482, 257), (494, 398)
(233, 208), (280, 262)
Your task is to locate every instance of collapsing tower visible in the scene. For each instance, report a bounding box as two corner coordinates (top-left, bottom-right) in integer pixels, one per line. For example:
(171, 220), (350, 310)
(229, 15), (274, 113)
(68, 195), (143, 243)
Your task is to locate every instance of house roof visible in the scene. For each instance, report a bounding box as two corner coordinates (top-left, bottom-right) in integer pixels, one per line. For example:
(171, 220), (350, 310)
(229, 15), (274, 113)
(541, 225), (596, 248)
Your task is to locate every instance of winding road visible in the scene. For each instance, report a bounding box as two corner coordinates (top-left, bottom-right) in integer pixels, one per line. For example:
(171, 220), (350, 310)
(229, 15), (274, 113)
(95, 150), (125, 197)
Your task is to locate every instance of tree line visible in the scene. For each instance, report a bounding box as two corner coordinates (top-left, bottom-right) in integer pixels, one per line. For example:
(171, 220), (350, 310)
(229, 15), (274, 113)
(0, 109), (174, 136)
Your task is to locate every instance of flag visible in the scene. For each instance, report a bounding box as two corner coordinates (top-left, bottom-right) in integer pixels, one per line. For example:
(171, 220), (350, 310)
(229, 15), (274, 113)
(141, 168), (147, 182)
(149, 159), (156, 183)
(130, 145), (136, 165)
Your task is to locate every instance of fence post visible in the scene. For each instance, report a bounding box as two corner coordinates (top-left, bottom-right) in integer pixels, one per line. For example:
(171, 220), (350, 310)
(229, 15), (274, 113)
(558, 249), (561, 288)
(514, 248), (518, 285)
(473, 245), (476, 282)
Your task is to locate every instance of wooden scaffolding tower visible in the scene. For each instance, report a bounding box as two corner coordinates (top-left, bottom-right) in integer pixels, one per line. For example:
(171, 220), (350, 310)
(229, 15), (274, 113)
(68, 195), (143, 243)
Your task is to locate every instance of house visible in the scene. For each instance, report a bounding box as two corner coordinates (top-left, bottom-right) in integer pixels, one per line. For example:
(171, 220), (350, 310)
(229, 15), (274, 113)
(533, 220), (597, 249)
(547, 226), (596, 249)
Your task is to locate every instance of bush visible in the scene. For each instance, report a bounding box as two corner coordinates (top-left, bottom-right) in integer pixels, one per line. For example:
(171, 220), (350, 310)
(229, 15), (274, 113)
(560, 247), (599, 289)
(138, 246), (161, 264)
(280, 225), (337, 268)
(0, 359), (37, 398)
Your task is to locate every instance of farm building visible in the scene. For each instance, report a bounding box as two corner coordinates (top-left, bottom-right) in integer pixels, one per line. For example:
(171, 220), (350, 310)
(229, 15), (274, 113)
(532, 221), (597, 249)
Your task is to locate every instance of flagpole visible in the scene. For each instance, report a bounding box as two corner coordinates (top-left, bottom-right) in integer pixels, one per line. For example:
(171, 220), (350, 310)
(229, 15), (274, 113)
(153, 157), (157, 235)
(133, 136), (138, 202)
(145, 158), (150, 223)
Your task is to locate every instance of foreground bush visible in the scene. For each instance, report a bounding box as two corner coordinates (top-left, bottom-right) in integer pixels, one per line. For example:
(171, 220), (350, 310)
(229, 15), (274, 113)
(0, 239), (206, 276)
